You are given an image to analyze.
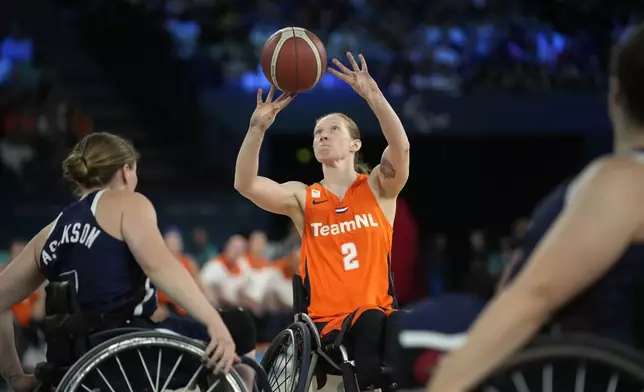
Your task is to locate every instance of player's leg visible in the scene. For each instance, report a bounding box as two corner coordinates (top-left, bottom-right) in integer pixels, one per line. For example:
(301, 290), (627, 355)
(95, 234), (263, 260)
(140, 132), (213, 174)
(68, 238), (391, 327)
(344, 309), (388, 390)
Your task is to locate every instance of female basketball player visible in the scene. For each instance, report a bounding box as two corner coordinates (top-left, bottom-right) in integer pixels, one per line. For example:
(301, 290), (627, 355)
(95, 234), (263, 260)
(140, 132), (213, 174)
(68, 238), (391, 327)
(426, 23), (644, 391)
(0, 133), (255, 389)
(235, 52), (410, 389)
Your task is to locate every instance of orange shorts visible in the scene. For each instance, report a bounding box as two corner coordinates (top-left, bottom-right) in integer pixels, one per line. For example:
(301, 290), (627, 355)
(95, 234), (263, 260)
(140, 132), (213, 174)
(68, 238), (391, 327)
(315, 306), (397, 337)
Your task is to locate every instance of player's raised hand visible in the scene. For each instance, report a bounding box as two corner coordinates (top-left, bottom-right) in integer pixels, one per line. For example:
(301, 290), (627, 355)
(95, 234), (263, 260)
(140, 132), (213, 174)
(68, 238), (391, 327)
(249, 85), (296, 132)
(328, 52), (380, 100)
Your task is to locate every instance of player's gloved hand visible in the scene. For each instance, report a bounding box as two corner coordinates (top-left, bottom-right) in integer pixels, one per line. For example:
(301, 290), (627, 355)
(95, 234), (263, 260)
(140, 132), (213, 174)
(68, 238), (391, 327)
(249, 85), (296, 132)
(205, 320), (240, 374)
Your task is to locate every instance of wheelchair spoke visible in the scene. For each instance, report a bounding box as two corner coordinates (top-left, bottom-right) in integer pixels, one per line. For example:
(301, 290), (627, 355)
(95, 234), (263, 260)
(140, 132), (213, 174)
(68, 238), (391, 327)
(267, 337), (296, 392)
(160, 353), (184, 392)
(97, 367), (117, 392)
(607, 373), (619, 392)
(204, 378), (222, 392)
(115, 354), (135, 392)
(511, 372), (530, 392)
(276, 346), (293, 392)
(575, 364), (586, 392)
(181, 364), (205, 392)
(269, 347), (286, 390)
(138, 348), (158, 392)
(157, 348), (163, 392)
(542, 365), (553, 392)
(80, 384), (94, 391)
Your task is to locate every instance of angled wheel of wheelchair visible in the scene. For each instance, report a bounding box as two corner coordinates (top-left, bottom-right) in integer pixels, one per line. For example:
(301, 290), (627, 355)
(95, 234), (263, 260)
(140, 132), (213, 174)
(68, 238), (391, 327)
(261, 322), (311, 392)
(55, 330), (247, 392)
(476, 335), (644, 392)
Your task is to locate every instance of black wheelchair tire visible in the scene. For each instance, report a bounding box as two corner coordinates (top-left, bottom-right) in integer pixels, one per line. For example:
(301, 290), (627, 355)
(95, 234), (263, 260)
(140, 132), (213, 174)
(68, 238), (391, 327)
(55, 330), (247, 392)
(241, 355), (272, 392)
(477, 334), (644, 390)
(261, 322), (311, 392)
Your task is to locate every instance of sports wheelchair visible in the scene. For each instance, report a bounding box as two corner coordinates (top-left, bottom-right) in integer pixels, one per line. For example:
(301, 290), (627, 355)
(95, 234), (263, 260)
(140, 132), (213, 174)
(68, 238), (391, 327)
(260, 275), (395, 392)
(395, 313), (644, 391)
(32, 281), (269, 392)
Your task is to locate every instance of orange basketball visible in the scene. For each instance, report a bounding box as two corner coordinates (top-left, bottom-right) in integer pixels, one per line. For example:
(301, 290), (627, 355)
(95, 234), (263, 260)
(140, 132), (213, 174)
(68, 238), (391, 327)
(261, 27), (327, 93)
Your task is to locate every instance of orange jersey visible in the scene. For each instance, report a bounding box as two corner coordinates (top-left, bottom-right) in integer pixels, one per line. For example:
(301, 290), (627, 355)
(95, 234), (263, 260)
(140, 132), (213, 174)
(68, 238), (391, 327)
(300, 174), (397, 328)
(11, 292), (39, 327)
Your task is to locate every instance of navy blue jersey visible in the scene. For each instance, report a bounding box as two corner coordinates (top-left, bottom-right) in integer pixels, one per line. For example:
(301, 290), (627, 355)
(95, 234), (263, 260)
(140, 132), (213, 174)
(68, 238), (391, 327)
(511, 162), (644, 346)
(39, 190), (157, 317)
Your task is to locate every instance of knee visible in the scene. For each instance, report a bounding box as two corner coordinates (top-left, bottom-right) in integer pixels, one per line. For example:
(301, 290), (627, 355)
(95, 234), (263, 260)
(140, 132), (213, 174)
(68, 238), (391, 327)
(351, 309), (386, 345)
(219, 308), (256, 354)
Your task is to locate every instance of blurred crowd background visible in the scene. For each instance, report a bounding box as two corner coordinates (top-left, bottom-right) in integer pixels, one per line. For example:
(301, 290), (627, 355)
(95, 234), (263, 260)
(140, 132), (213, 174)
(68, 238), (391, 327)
(0, 0), (641, 389)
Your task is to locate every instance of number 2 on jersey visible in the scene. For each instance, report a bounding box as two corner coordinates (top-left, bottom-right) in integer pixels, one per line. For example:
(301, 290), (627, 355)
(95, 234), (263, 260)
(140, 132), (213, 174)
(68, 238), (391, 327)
(341, 242), (359, 271)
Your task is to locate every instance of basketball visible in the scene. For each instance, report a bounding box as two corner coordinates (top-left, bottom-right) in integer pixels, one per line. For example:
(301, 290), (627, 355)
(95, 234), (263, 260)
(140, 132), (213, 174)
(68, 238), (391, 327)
(261, 27), (327, 93)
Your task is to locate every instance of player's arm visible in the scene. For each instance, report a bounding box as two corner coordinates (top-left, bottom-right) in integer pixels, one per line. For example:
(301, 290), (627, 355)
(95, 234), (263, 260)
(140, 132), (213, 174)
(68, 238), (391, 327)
(234, 125), (305, 216)
(328, 53), (410, 197)
(428, 159), (644, 392)
(367, 96), (410, 197)
(0, 227), (47, 315)
(122, 192), (227, 329)
(0, 226), (48, 387)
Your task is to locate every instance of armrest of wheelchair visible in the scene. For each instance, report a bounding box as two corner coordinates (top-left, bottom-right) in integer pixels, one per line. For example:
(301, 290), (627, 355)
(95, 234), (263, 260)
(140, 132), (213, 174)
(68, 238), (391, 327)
(322, 343), (352, 363)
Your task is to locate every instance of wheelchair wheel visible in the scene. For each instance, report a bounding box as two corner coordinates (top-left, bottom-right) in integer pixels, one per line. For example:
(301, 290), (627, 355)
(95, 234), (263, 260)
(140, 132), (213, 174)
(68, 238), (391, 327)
(261, 322), (311, 392)
(477, 335), (644, 392)
(55, 331), (247, 392)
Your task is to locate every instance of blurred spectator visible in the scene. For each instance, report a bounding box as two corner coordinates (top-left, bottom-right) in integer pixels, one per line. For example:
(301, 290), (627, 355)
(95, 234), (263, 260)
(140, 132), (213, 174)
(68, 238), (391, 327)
(152, 0), (622, 93)
(421, 233), (448, 297)
(247, 230), (270, 268)
(486, 236), (512, 279)
(468, 229), (488, 263)
(156, 228), (213, 320)
(200, 234), (250, 307)
(190, 226), (218, 266)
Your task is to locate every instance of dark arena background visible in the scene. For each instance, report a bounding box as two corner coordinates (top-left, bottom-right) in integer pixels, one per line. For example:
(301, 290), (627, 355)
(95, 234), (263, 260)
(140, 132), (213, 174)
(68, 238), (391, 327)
(0, 0), (640, 390)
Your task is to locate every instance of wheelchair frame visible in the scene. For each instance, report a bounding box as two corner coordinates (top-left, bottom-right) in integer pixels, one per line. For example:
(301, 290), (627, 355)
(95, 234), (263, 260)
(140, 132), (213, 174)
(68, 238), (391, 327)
(261, 275), (391, 392)
(33, 281), (256, 392)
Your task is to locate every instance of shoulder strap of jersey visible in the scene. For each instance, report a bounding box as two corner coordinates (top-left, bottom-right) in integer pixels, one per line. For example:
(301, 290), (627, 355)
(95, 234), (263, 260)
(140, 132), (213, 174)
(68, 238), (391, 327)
(89, 189), (107, 216)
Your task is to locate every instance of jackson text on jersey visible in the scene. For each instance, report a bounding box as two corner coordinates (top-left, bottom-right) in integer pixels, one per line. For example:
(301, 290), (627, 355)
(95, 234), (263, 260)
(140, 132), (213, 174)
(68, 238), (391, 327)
(41, 223), (101, 265)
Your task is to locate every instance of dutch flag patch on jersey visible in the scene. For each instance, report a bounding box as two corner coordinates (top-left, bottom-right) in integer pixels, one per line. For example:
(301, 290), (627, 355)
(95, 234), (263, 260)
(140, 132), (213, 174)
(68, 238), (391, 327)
(335, 206), (349, 214)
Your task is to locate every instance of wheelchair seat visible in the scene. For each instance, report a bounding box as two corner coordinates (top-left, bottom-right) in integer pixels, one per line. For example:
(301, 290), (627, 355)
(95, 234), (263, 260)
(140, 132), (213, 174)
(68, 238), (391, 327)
(34, 281), (150, 389)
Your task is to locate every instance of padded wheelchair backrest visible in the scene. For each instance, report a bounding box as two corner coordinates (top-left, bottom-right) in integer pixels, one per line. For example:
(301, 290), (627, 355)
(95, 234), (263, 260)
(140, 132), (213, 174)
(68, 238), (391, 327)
(292, 275), (309, 314)
(45, 281), (81, 316)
